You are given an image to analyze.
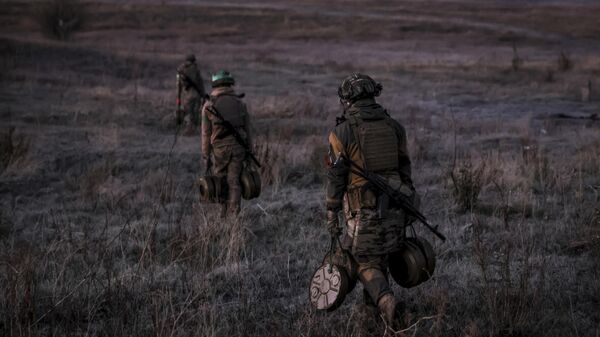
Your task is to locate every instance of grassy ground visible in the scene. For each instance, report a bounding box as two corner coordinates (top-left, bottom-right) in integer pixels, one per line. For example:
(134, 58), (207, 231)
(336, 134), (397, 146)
(1, 1), (599, 336)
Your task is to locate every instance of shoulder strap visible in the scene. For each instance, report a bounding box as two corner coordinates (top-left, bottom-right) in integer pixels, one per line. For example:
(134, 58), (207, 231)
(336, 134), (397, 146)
(347, 115), (366, 170)
(206, 101), (261, 167)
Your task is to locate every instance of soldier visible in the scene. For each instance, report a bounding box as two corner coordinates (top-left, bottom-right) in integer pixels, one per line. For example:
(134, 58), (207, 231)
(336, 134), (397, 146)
(176, 53), (206, 135)
(325, 73), (417, 327)
(201, 70), (251, 217)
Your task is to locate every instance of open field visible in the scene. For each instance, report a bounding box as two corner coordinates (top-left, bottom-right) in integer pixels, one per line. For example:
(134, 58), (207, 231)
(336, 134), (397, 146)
(1, 1), (599, 336)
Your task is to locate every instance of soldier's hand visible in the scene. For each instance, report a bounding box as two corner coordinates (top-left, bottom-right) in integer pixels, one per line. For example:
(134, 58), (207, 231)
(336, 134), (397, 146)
(326, 210), (342, 238)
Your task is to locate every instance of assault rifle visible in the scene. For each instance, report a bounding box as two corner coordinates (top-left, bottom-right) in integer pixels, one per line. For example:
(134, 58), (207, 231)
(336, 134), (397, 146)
(338, 153), (446, 241)
(206, 104), (262, 168)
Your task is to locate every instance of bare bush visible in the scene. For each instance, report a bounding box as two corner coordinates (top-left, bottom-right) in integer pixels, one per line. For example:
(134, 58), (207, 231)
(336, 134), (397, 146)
(450, 156), (491, 212)
(472, 214), (545, 336)
(253, 133), (289, 192)
(511, 42), (523, 72)
(558, 51), (572, 72)
(0, 126), (30, 175)
(35, 0), (85, 40)
(64, 157), (120, 203)
(527, 152), (557, 196)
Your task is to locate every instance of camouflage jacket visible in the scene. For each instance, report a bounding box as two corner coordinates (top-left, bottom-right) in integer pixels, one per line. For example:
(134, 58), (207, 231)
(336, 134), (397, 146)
(326, 98), (413, 212)
(177, 61), (206, 98)
(201, 87), (251, 158)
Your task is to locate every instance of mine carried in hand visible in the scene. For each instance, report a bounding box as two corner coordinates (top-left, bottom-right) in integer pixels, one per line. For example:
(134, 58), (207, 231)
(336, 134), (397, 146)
(389, 236), (436, 288)
(309, 239), (358, 311)
(240, 167), (261, 200)
(197, 176), (227, 203)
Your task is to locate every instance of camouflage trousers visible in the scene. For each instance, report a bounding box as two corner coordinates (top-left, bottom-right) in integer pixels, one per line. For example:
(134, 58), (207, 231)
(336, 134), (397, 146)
(212, 142), (245, 217)
(181, 94), (203, 127)
(355, 254), (391, 306)
(342, 207), (405, 305)
(344, 208), (405, 256)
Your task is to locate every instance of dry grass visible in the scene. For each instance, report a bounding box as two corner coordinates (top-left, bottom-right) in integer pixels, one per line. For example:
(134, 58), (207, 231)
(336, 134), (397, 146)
(1, 1), (600, 336)
(0, 127), (30, 175)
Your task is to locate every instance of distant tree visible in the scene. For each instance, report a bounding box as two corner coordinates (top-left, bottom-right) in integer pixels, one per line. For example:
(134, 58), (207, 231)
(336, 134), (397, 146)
(36, 0), (85, 40)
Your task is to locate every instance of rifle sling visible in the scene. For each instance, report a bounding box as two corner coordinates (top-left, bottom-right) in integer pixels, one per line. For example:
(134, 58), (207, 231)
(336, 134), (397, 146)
(206, 105), (247, 147)
(178, 71), (203, 95)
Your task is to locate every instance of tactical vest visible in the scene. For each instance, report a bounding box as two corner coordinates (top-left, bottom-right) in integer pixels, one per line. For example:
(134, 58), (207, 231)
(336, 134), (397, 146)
(345, 115), (401, 211)
(211, 94), (246, 129)
(344, 115), (405, 255)
(348, 115), (399, 174)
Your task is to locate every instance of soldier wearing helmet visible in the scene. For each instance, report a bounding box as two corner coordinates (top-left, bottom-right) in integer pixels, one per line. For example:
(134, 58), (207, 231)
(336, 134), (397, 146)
(176, 53), (206, 135)
(201, 70), (252, 217)
(326, 73), (417, 327)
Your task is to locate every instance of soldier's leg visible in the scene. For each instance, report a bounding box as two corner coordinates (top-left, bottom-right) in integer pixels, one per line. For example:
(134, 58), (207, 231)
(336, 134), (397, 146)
(225, 145), (245, 216)
(356, 256), (392, 305)
(190, 97), (200, 126)
(356, 255), (397, 326)
(182, 96), (198, 135)
(212, 146), (232, 217)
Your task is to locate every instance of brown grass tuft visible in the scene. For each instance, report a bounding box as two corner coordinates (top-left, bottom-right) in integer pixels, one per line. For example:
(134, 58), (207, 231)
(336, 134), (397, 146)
(0, 126), (30, 175)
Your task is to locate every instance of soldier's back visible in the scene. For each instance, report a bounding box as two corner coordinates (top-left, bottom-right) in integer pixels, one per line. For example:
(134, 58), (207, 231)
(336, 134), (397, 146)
(211, 93), (247, 129)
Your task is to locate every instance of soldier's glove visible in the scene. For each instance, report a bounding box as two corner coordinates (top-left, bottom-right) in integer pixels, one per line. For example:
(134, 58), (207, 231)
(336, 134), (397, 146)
(326, 210), (342, 238)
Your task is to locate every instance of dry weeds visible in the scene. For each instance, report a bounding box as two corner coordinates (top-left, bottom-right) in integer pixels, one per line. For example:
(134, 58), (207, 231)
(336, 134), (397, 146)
(1, 1), (600, 337)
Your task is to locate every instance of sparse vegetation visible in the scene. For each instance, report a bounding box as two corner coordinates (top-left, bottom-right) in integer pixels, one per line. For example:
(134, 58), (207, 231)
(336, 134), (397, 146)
(449, 156), (490, 213)
(511, 42), (523, 72)
(0, 127), (30, 175)
(2, 1), (600, 337)
(558, 51), (573, 72)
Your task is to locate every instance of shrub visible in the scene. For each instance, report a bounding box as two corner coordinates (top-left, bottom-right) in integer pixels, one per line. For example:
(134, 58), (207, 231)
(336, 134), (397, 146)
(0, 126), (30, 175)
(36, 0), (85, 40)
(450, 157), (488, 212)
(558, 51), (572, 72)
(511, 42), (523, 72)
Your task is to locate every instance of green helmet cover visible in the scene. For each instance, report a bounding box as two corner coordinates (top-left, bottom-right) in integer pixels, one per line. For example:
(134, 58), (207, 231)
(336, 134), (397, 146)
(211, 70), (235, 87)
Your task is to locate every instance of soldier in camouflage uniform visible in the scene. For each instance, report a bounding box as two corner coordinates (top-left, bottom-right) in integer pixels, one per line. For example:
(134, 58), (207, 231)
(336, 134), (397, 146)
(326, 73), (417, 326)
(201, 70), (251, 217)
(176, 54), (206, 135)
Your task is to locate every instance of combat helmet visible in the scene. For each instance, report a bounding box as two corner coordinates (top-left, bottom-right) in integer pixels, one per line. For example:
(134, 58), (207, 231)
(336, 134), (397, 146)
(338, 73), (382, 104)
(211, 70), (235, 87)
(185, 53), (196, 63)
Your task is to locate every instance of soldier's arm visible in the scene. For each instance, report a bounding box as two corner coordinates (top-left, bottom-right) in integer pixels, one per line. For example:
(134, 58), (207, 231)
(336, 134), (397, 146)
(326, 131), (349, 212)
(396, 123), (414, 191)
(201, 103), (212, 158)
(243, 103), (252, 149)
(196, 70), (206, 97)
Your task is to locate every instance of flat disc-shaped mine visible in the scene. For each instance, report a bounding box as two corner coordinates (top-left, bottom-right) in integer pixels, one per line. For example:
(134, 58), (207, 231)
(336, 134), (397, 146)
(309, 264), (347, 311)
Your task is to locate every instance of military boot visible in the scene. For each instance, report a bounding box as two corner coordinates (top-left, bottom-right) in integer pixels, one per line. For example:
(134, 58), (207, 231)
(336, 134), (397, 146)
(351, 302), (379, 337)
(377, 293), (397, 328)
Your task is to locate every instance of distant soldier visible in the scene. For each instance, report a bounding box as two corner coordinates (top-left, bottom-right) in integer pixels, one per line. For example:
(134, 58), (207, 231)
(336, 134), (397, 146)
(176, 54), (206, 135)
(201, 70), (251, 217)
(325, 74), (417, 327)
